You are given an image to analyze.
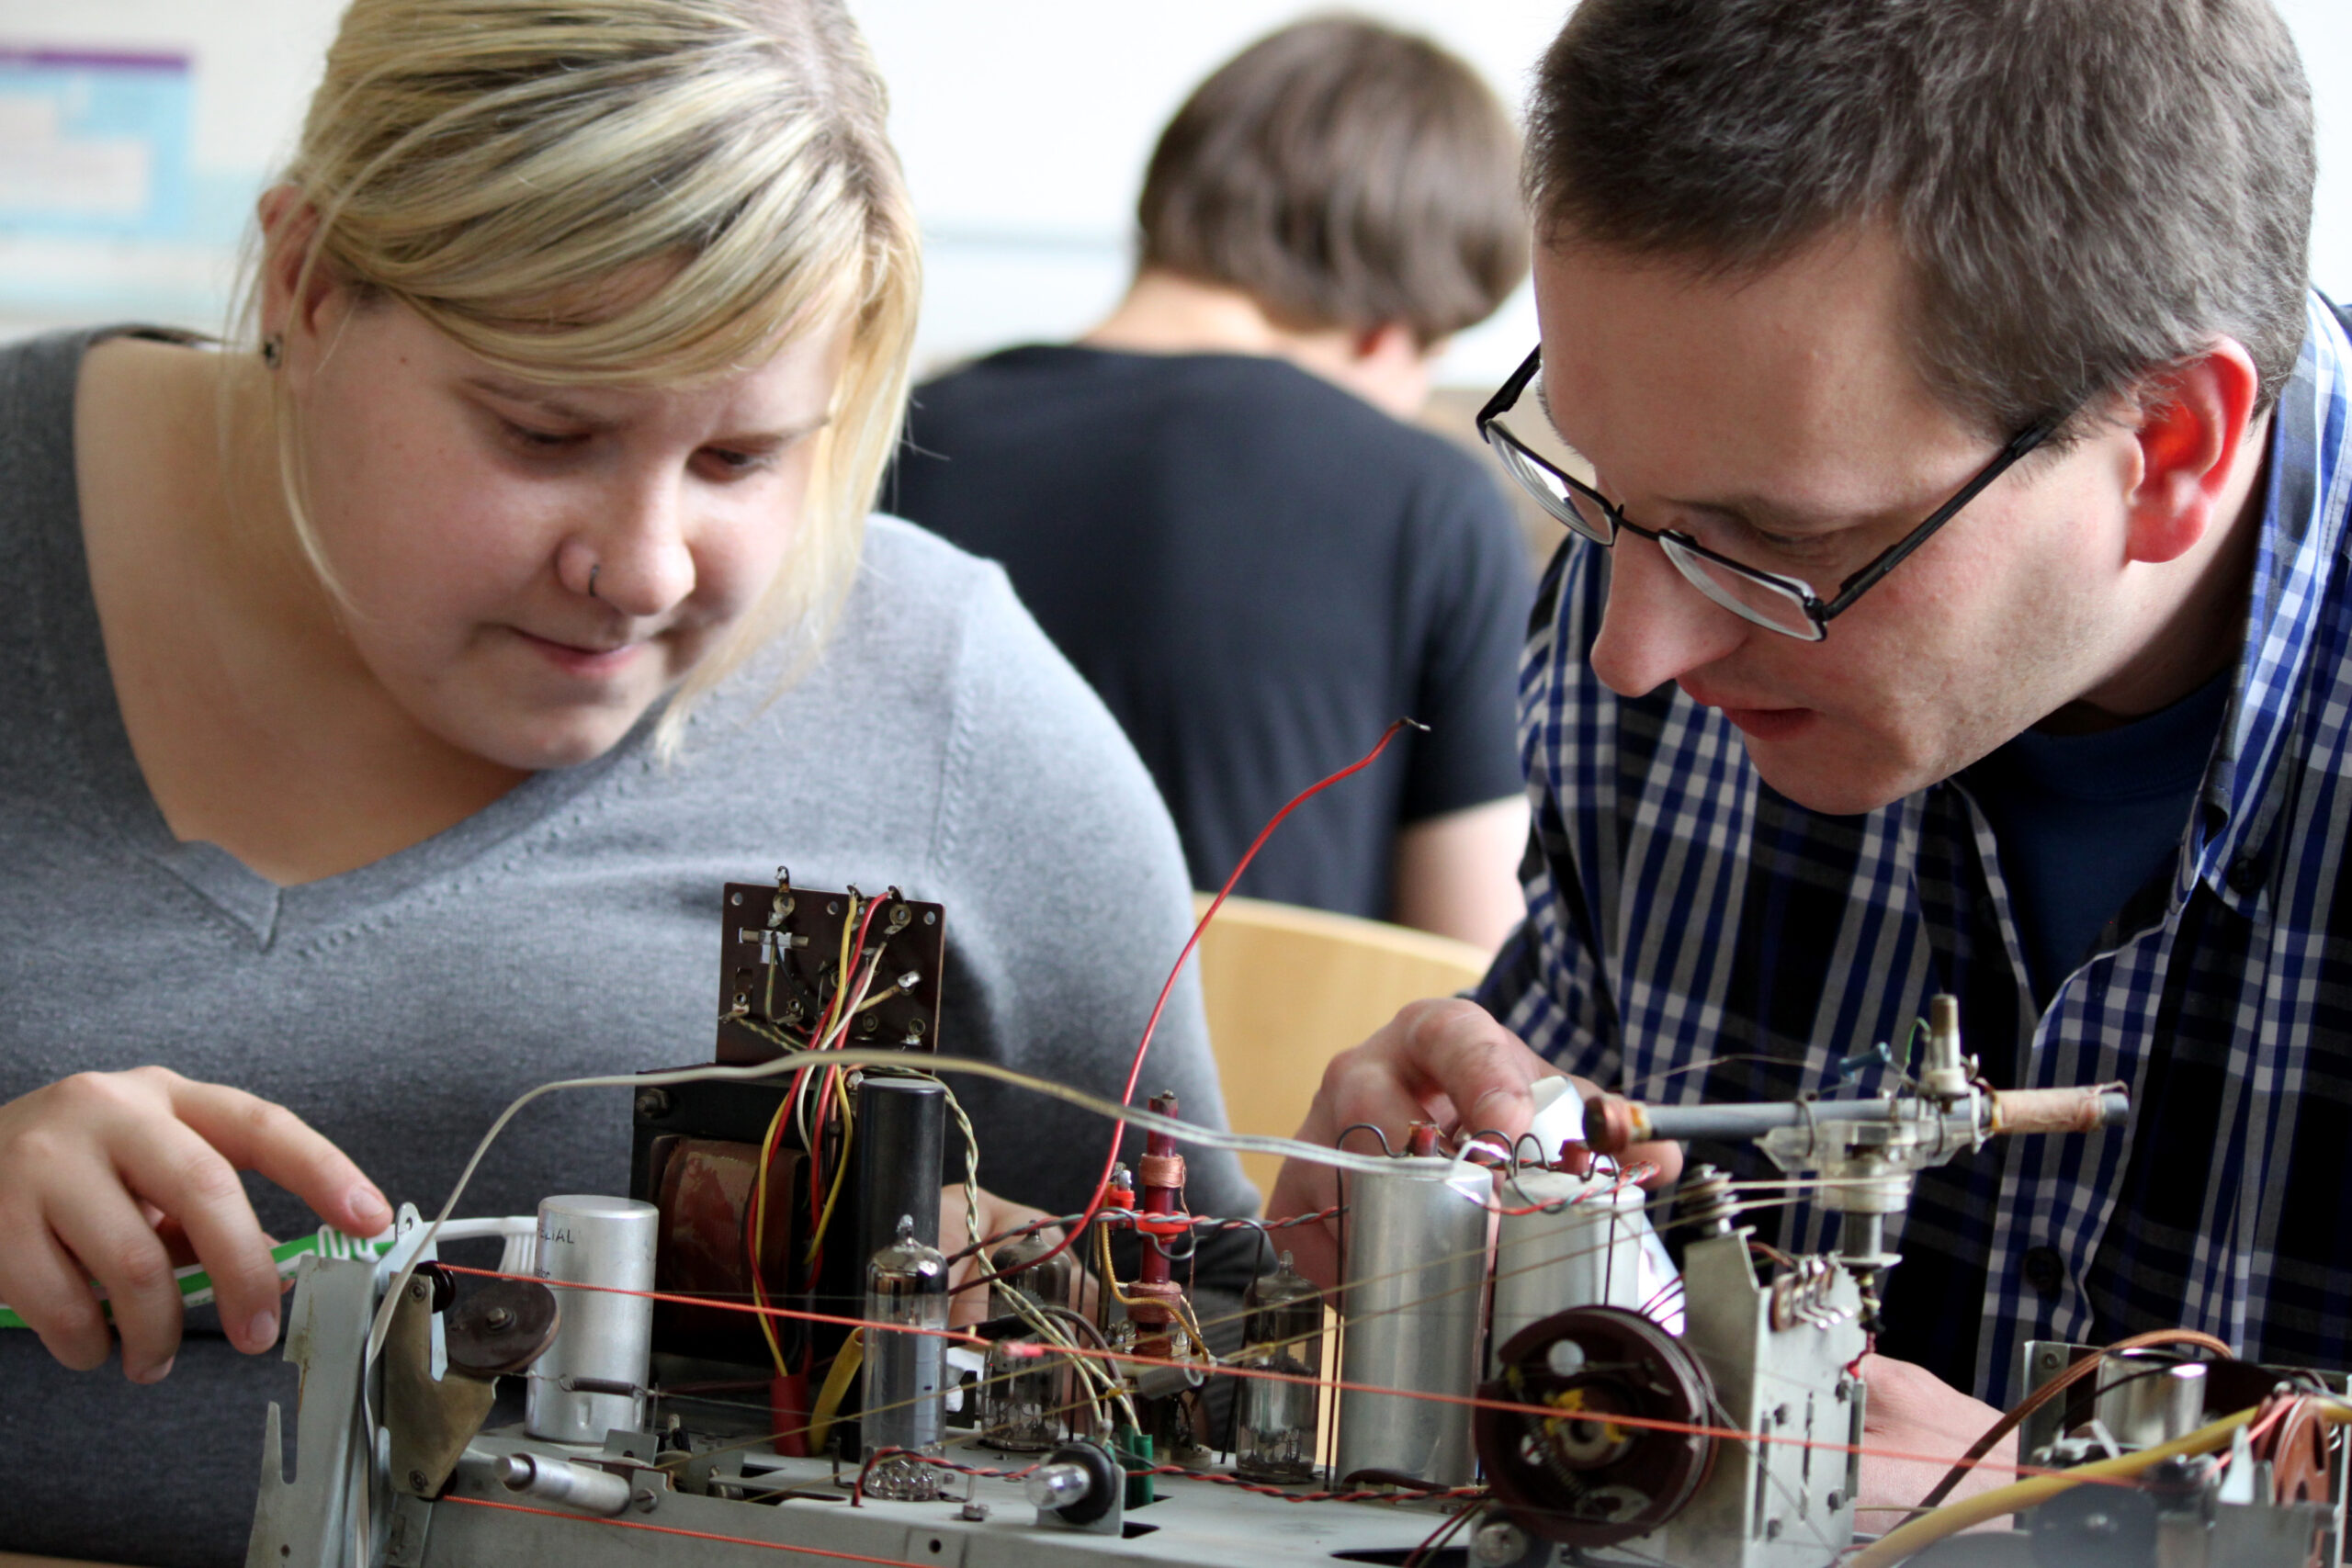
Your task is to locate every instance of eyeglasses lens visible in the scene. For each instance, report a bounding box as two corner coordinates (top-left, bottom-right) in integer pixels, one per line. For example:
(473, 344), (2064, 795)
(1657, 537), (1824, 640)
(1491, 435), (1612, 545)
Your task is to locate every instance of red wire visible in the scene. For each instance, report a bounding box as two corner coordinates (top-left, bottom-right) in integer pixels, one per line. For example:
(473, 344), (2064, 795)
(993, 718), (1425, 1286)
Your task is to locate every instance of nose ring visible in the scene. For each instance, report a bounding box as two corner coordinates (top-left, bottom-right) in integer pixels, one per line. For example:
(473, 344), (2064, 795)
(587, 564), (603, 603)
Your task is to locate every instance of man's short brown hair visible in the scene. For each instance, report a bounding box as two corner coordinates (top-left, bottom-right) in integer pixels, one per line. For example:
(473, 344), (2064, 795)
(1527, 0), (2315, 435)
(1137, 15), (1526, 348)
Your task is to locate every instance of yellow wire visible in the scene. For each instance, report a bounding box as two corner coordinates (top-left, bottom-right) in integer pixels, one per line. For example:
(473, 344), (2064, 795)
(806, 1328), (864, 1456)
(749, 1092), (794, 1378)
(1849, 1404), (2298, 1568)
(807, 1104), (857, 1263)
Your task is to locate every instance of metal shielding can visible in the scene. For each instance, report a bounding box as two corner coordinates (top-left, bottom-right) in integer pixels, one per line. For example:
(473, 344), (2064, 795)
(1334, 1160), (1490, 1486)
(526, 1194), (659, 1444)
(1489, 1168), (1655, 1374)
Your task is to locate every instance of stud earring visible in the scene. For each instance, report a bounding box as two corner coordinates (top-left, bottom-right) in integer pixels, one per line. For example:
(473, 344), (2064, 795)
(260, 335), (283, 370)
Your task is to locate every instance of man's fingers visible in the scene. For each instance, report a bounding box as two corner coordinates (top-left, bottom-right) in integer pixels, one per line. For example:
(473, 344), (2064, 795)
(170, 1077), (389, 1238)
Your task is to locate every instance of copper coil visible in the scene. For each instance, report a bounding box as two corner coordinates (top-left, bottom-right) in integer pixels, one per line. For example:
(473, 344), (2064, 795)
(1125, 1278), (1185, 1325)
(1137, 1153), (1187, 1190)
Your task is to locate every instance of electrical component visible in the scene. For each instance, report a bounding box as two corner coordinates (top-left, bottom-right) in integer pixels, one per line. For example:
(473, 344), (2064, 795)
(1232, 1253), (1323, 1484)
(1333, 1125), (1488, 1487)
(526, 1195), (658, 1446)
(1476, 1304), (1717, 1549)
(714, 875), (944, 1065)
(1489, 1158), (1675, 1366)
(979, 1232), (1077, 1452)
(860, 1214), (950, 1500)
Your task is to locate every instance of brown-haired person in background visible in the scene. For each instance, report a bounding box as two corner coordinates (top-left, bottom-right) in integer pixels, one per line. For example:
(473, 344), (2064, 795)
(1272, 0), (2348, 1519)
(889, 16), (1534, 950)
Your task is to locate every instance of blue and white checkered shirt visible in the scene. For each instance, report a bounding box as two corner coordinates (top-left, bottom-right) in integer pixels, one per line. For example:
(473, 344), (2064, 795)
(1476, 291), (2352, 1403)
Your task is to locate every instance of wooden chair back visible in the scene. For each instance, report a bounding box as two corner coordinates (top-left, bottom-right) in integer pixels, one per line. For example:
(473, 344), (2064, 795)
(1188, 894), (1493, 1202)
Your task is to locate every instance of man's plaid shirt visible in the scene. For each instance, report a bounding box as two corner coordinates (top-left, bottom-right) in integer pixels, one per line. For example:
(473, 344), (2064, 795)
(1476, 292), (2352, 1403)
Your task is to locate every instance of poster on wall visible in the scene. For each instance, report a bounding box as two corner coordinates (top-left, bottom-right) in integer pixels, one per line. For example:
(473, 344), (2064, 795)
(0, 44), (242, 332)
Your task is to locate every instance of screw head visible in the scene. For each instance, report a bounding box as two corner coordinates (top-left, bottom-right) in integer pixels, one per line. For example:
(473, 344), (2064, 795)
(484, 1305), (514, 1330)
(634, 1088), (673, 1119)
(407, 1470), (428, 1493)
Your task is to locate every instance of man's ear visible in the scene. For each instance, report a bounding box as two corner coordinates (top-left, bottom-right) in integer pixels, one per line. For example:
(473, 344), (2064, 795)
(2121, 339), (2263, 567)
(254, 184), (346, 374)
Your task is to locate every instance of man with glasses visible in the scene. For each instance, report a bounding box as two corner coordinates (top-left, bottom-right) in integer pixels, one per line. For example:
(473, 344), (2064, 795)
(1271, 0), (2343, 1510)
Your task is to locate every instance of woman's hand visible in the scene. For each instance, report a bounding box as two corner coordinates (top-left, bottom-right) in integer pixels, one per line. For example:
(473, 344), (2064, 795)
(0, 1066), (390, 1382)
(1263, 998), (1682, 1286)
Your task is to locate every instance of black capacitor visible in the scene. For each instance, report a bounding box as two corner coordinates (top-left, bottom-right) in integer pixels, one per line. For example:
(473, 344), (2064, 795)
(853, 1077), (946, 1276)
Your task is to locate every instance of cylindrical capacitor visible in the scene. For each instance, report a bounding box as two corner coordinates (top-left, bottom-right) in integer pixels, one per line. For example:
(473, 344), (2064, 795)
(1489, 1167), (1674, 1373)
(526, 1195), (658, 1445)
(1234, 1253), (1325, 1484)
(980, 1233), (1077, 1451)
(861, 1214), (950, 1499)
(2094, 1353), (2209, 1449)
(1335, 1157), (1489, 1486)
(853, 1077), (945, 1292)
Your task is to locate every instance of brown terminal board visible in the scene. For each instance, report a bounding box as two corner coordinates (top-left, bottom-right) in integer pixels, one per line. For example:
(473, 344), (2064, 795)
(713, 877), (946, 1065)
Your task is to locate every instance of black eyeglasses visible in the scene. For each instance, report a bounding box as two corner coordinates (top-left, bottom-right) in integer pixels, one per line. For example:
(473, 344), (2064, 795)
(1476, 346), (2067, 642)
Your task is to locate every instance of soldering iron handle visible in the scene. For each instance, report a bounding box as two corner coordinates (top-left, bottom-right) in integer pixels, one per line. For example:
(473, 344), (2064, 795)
(1985, 1085), (2131, 1136)
(1586, 1084), (2132, 1153)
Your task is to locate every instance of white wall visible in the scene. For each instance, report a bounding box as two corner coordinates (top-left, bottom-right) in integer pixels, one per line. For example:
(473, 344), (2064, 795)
(3, 0), (2347, 387)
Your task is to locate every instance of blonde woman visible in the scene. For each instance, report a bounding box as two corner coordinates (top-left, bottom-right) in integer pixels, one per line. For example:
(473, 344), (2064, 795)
(0, 4), (1249, 1562)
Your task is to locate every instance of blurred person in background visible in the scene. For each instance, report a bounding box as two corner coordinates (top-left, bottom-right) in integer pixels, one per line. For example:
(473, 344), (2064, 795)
(890, 16), (1534, 950)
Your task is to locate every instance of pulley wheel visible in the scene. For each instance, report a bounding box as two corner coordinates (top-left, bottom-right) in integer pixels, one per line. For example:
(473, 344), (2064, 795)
(1474, 1305), (1715, 1548)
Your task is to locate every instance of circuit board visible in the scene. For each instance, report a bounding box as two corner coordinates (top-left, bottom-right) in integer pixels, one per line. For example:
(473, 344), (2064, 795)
(714, 877), (946, 1065)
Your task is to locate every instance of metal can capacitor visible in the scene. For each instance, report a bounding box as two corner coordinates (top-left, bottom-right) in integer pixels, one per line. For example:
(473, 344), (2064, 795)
(1334, 1152), (1489, 1486)
(526, 1194), (659, 1445)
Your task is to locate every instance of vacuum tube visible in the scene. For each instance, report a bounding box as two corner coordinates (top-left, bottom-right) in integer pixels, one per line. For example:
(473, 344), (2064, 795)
(980, 1232), (1075, 1451)
(861, 1215), (949, 1500)
(1233, 1253), (1324, 1483)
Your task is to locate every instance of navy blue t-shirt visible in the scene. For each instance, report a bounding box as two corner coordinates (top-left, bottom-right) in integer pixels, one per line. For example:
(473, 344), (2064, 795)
(1961, 670), (2233, 1005)
(888, 345), (1533, 919)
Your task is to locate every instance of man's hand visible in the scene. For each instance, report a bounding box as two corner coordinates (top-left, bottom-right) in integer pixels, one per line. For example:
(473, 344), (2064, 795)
(1858, 1352), (2018, 1526)
(0, 1066), (390, 1382)
(1263, 998), (1680, 1286)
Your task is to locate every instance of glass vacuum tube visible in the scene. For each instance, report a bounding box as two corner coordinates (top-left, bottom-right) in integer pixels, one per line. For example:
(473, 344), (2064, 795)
(1234, 1252), (1323, 1483)
(861, 1214), (949, 1500)
(979, 1233), (1073, 1451)
(1232, 1250), (1326, 1485)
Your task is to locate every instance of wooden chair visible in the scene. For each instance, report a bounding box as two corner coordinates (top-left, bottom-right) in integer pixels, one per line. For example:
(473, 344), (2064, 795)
(1188, 894), (1493, 1203)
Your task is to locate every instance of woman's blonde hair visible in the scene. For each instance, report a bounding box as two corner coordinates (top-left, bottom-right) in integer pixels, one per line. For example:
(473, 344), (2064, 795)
(247, 0), (921, 751)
